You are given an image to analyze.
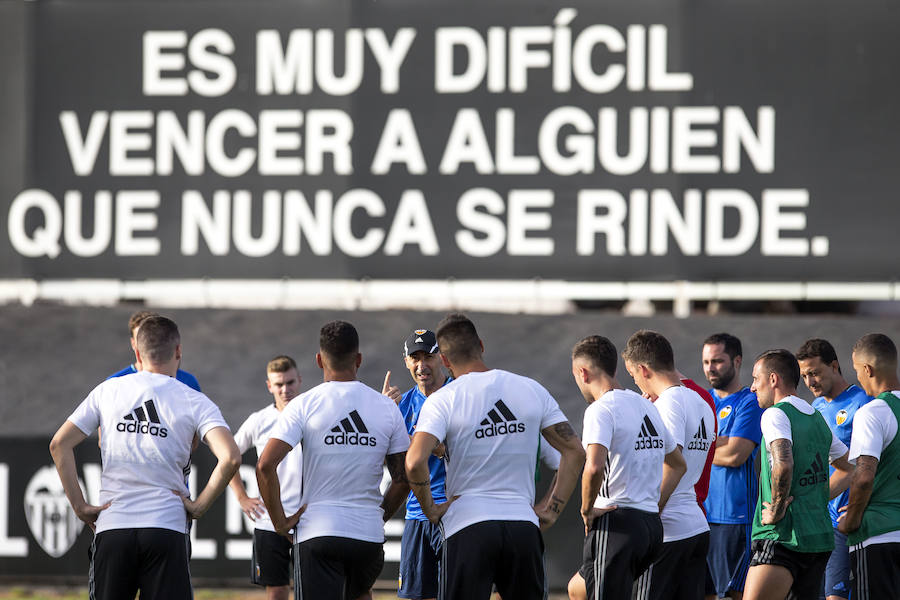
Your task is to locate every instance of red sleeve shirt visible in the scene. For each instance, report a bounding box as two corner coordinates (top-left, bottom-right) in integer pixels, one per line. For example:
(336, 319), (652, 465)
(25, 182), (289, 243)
(682, 378), (718, 514)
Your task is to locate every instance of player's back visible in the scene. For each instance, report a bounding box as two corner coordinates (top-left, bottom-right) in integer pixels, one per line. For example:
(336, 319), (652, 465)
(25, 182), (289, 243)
(417, 369), (567, 536)
(69, 371), (226, 533)
(587, 388), (670, 512)
(272, 380), (409, 543)
(654, 386), (716, 540)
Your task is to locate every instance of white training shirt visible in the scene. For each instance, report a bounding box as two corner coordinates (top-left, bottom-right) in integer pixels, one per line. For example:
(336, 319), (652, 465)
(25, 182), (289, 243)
(233, 403), (303, 533)
(68, 371), (228, 534)
(270, 380), (409, 544)
(848, 391), (900, 547)
(415, 369), (568, 538)
(760, 396), (848, 462)
(654, 385), (717, 541)
(582, 388), (676, 513)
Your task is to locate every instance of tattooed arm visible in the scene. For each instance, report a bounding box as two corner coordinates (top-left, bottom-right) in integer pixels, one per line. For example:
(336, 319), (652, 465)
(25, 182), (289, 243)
(760, 438), (794, 525)
(535, 421), (586, 531)
(838, 455), (877, 534)
(381, 451), (411, 521)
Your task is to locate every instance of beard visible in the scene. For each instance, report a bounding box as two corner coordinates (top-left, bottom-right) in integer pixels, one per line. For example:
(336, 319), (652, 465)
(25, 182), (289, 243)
(708, 364), (736, 391)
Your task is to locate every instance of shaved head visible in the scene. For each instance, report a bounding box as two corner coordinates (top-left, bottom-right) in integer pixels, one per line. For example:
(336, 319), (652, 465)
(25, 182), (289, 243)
(852, 333), (898, 374)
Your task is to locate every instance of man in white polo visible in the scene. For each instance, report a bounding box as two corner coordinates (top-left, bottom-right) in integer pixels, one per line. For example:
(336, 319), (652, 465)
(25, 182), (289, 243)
(406, 313), (585, 600)
(257, 320), (411, 600)
(50, 315), (240, 600)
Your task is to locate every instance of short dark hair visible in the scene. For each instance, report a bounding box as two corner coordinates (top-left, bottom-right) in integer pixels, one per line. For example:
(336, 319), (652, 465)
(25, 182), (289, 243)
(135, 316), (180, 364)
(129, 310), (159, 337)
(755, 349), (800, 389)
(853, 333), (898, 372)
(796, 339), (839, 365)
(435, 313), (481, 364)
(319, 321), (359, 370)
(622, 330), (675, 372)
(267, 355), (297, 374)
(572, 336), (618, 378)
(703, 333), (743, 360)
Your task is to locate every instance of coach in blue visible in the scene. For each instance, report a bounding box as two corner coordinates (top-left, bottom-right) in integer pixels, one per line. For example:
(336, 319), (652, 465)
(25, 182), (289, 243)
(796, 339), (871, 600)
(701, 333), (764, 600)
(108, 310), (201, 391)
(395, 328), (452, 600)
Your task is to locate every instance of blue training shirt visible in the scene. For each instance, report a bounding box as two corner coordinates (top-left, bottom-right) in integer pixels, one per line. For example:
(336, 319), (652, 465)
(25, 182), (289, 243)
(108, 364), (202, 392)
(812, 384), (871, 527)
(398, 377), (452, 521)
(704, 387), (764, 524)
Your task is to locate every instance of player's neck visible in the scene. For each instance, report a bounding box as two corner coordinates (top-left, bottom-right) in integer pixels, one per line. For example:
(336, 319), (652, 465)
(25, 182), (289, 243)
(323, 369), (357, 382)
(448, 360), (489, 378)
(869, 376), (900, 397)
(715, 380), (743, 398)
(823, 378), (850, 402)
(647, 371), (682, 397)
(142, 361), (178, 378)
(774, 388), (798, 404)
(589, 376), (621, 402)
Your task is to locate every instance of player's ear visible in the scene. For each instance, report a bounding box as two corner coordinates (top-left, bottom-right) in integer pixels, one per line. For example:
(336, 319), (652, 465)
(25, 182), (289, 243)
(440, 352), (451, 368)
(315, 352), (324, 370)
(355, 352), (362, 368)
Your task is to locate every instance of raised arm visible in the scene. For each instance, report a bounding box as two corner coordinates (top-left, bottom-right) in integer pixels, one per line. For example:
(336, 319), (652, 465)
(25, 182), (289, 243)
(381, 452), (411, 521)
(761, 438), (794, 524)
(49, 421), (110, 530)
(181, 426), (241, 520)
(535, 421), (586, 531)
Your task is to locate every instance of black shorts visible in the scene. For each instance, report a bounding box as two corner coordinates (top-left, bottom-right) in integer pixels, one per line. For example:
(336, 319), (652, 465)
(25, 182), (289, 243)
(251, 529), (292, 587)
(441, 520), (545, 600)
(850, 542), (900, 600)
(634, 531), (709, 600)
(294, 536), (384, 600)
(579, 507), (663, 600)
(749, 539), (831, 600)
(90, 528), (192, 600)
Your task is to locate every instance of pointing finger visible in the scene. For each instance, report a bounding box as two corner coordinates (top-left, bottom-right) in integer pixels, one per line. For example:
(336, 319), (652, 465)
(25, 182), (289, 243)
(382, 371), (392, 393)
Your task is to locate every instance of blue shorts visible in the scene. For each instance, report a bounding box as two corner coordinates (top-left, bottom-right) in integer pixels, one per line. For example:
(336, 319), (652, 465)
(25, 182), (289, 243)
(399, 519), (443, 599)
(820, 529), (850, 599)
(705, 522), (751, 597)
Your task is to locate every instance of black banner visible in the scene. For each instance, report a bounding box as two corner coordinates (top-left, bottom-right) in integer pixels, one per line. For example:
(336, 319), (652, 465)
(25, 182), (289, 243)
(1, 0), (898, 281)
(0, 438), (406, 584)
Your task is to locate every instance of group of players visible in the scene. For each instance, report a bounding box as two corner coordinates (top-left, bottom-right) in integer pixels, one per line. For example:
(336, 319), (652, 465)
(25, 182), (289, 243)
(48, 310), (900, 600)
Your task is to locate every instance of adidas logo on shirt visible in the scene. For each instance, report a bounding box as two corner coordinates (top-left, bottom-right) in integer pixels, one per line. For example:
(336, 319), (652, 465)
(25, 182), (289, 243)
(324, 410), (377, 446)
(475, 400), (526, 439)
(116, 400), (168, 437)
(687, 419), (711, 452)
(799, 452), (827, 487)
(634, 415), (664, 451)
